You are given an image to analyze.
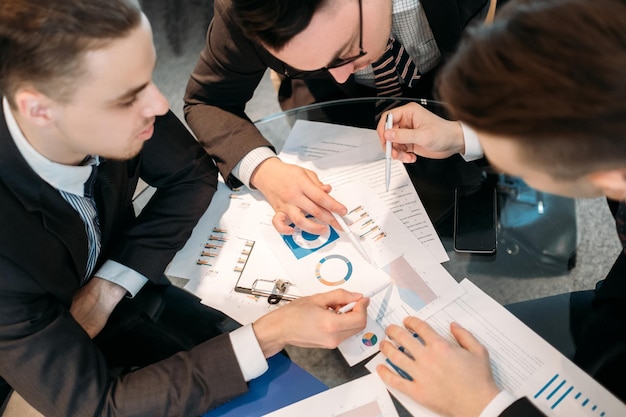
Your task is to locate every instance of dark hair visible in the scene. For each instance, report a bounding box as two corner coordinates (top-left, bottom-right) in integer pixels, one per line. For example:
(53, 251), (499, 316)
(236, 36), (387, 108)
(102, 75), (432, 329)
(438, 0), (626, 179)
(0, 0), (142, 106)
(231, 0), (327, 49)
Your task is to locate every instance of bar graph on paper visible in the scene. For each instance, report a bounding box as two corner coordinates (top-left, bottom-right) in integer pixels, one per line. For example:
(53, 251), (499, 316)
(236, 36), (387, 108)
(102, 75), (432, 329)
(185, 224), (257, 295)
(195, 227), (229, 268)
(368, 256), (439, 328)
(535, 373), (609, 416)
(168, 182), (256, 283)
(345, 205), (387, 242)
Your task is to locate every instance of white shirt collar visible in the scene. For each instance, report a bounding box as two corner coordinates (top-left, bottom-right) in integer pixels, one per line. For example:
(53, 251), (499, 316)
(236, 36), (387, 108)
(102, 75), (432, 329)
(3, 97), (98, 197)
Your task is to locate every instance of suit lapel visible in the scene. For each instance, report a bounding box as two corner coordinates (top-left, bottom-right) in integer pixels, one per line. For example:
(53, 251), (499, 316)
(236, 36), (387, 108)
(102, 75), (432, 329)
(420, 0), (463, 56)
(421, 0), (490, 56)
(0, 106), (89, 282)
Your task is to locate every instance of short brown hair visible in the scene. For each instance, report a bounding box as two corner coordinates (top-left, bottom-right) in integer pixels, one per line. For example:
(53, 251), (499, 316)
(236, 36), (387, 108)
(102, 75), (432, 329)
(438, 0), (626, 179)
(0, 0), (142, 106)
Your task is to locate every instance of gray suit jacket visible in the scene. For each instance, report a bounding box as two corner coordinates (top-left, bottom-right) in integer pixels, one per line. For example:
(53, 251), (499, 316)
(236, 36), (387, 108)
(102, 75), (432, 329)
(0, 108), (248, 416)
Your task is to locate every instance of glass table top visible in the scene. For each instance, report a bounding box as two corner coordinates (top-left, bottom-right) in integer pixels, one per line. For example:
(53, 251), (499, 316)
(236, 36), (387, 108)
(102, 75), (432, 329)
(254, 97), (578, 294)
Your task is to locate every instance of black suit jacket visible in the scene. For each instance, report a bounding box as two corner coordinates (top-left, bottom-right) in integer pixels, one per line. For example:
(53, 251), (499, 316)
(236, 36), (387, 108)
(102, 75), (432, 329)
(184, 0), (490, 188)
(497, 200), (626, 417)
(0, 108), (248, 416)
(500, 398), (545, 416)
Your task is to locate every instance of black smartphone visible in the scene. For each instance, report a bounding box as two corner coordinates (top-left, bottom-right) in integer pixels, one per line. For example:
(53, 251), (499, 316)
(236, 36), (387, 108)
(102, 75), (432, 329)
(453, 185), (497, 254)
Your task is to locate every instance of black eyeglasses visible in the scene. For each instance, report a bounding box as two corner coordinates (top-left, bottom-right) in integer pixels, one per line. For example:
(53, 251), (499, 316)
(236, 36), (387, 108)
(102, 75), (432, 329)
(283, 0), (367, 79)
(325, 0), (367, 69)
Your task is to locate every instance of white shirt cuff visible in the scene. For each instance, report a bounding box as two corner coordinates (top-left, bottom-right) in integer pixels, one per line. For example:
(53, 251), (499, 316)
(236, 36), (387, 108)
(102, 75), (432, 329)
(460, 123), (484, 161)
(229, 324), (269, 382)
(232, 147), (278, 189)
(479, 390), (518, 417)
(94, 260), (148, 298)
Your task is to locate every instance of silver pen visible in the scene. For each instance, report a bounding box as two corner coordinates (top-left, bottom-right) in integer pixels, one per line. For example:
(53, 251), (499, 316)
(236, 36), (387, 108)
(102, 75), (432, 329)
(384, 113), (393, 191)
(331, 212), (373, 265)
(337, 281), (392, 314)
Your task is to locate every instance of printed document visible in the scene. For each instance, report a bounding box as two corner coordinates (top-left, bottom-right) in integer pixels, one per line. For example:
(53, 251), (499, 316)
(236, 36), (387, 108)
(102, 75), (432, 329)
(366, 279), (626, 417)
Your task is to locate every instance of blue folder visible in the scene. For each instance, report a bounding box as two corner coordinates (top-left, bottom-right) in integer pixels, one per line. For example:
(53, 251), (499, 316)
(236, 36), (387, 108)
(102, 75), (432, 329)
(202, 353), (328, 416)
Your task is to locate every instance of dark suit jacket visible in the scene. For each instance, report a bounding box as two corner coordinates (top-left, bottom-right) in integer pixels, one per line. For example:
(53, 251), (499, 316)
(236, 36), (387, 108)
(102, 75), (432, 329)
(500, 398), (545, 416)
(0, 108), (248, 416)
(184, 0), (490, 189)
(496, 200), (626, 417)
(572, 243), (626, 401)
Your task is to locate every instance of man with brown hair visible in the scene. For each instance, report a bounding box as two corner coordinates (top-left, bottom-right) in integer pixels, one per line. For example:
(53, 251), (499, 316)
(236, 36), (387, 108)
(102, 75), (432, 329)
(376, 0), (626, 415)
(184, 0), (500, 238)
(0, 1), (368, 415)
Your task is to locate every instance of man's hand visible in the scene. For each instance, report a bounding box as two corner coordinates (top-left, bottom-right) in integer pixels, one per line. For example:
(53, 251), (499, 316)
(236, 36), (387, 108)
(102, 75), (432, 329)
(250, 158), (347, 235)
(376, 103), (466, 163)
(377, 317), (500, 417)
(252, 289), (369, 358)
(70, 277), (127, 338)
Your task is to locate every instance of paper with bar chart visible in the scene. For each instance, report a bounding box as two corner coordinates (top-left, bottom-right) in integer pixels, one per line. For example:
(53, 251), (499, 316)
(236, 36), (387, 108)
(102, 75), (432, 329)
(262, 180), (457, 300)
(365, 279), (626, 417)
(331, 181), (435, 268)
(278, 120), (448, 263)
(338, 256), (464, 366)
(167, 182), (298, 324)
(258, 179), (462, 365)
(165, 120), (625, 416)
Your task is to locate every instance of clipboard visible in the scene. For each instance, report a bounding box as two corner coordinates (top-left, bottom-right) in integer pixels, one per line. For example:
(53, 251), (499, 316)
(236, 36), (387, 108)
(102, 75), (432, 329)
(235, 277), (301, 304)
(231, 233), (302, 304)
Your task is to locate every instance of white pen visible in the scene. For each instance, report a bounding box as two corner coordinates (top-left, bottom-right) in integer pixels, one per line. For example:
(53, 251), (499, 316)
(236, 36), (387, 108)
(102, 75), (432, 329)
(337, 281), (392, 314)
(331, 211), (372, 265)
(384, 113), (393, 191)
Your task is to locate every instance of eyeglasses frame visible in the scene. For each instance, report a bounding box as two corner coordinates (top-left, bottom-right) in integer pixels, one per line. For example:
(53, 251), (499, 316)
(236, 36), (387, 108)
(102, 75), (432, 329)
(324, 0), (367, 70)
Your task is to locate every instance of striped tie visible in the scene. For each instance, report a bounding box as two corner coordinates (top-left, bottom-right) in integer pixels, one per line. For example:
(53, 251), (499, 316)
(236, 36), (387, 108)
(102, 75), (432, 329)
(372, 37), (421, 97)
(60, 165), (101, 283)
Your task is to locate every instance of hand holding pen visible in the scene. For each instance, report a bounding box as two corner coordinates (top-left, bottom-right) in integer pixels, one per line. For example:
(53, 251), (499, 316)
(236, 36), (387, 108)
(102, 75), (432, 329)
(337, 281), (392, 314)
(377, 103), (467, 164)
(253, 289), (369, 358)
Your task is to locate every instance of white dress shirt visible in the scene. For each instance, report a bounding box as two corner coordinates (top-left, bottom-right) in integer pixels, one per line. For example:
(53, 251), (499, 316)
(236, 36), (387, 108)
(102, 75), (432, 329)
(460, 122), (484, 161)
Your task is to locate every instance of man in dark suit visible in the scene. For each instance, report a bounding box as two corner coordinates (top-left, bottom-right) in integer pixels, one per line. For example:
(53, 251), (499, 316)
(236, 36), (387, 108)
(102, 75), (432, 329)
(0, 1), (369, 416)
(375, 0), (626, 415)
(184, 0), (499, 237)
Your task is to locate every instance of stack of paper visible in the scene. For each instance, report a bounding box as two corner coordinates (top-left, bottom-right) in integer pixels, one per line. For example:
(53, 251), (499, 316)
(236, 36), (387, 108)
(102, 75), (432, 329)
(168, 120), (625, 416)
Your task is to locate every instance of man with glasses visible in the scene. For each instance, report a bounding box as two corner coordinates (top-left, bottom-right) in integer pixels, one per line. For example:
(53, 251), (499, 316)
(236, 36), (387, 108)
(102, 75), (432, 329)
(184, 0), (497, 237)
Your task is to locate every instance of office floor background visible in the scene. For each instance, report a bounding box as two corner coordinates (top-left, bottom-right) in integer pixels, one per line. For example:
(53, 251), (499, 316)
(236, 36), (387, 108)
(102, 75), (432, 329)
(142, 0), (622, 388)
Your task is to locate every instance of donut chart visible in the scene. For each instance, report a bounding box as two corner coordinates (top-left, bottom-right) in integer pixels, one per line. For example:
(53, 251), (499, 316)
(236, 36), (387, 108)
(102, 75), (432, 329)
(282, 215), (339, 259)
(292, 227), (330, 249)
(315, 254), (353, 286)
